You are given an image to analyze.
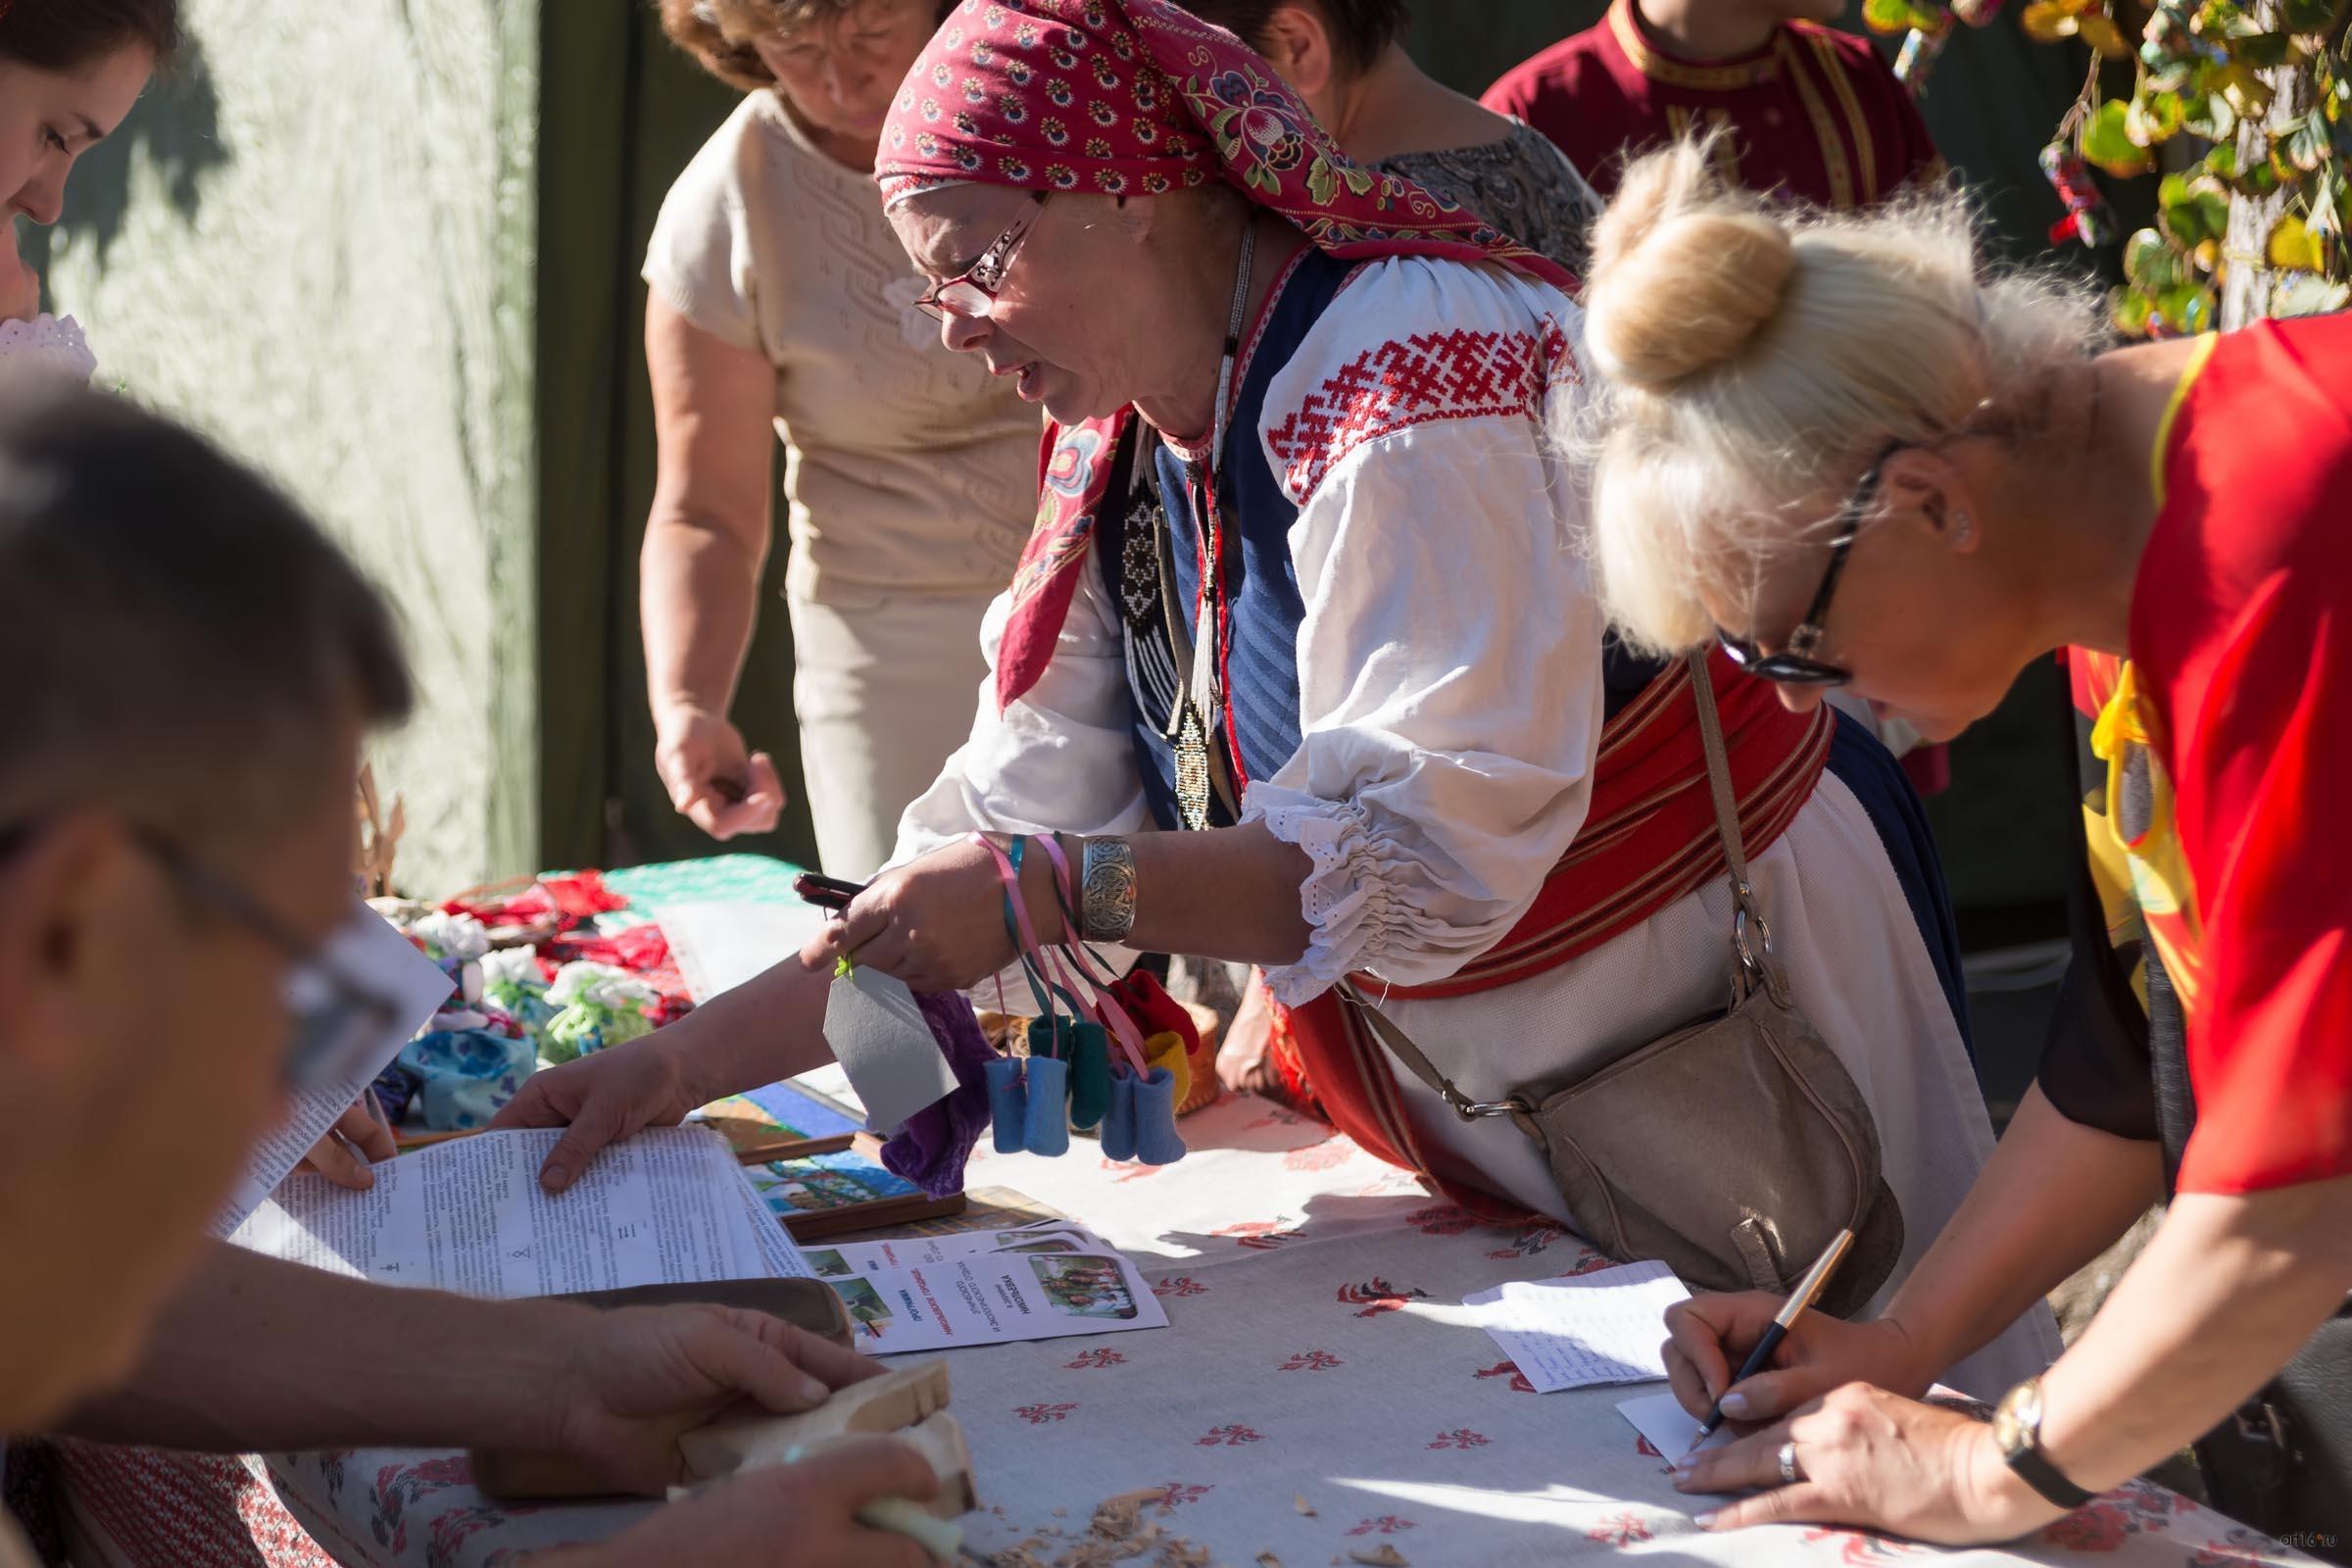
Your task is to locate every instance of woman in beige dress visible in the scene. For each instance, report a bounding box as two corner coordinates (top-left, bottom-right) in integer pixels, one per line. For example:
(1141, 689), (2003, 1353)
(643, 0), (1039, 874)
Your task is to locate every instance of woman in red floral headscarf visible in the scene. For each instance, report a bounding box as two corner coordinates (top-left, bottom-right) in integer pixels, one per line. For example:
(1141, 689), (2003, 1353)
(506, 1), (2055, 1400)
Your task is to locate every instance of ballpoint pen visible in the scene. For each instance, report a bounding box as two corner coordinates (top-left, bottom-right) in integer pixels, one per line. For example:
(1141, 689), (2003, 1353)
(794, 870), (868, 911)
(1685, 1227), (1856, 1454)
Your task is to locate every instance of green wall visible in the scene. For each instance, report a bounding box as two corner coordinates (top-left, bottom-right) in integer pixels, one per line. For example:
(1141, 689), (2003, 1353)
(32, 0), (542, 894)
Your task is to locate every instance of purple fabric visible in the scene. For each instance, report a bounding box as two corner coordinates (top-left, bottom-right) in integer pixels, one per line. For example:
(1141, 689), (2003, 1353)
(878, 990), (997, 1198)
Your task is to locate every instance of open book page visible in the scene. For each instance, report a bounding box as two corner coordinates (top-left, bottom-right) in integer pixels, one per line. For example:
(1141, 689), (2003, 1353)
(210, 904), (456, 1238)
(229, 1126), (810, 1297)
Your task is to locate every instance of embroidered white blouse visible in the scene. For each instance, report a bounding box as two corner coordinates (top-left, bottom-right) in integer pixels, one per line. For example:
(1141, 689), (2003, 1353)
(893, 257), (1600, 1006)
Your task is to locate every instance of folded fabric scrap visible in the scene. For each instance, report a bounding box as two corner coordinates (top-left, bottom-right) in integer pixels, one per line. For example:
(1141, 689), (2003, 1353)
(396, 1004), (537, 1131)
(541, 961), (661, 1065)
(876, 991), (995, 1200)
(481, 945), (557, 1032)
(400, 908), (491, 1007)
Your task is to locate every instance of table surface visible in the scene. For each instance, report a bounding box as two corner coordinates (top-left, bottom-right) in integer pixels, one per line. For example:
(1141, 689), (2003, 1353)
(253, 1092), (2314, 1568)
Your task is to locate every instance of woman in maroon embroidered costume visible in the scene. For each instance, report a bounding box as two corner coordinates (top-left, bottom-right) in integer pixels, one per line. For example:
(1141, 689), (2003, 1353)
(502, 0), (2051, 1399)
(1585, 142), (2352, 1550)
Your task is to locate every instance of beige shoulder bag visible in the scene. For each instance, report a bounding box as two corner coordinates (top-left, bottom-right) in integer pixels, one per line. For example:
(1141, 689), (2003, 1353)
(1344, 654), (1905, 1316)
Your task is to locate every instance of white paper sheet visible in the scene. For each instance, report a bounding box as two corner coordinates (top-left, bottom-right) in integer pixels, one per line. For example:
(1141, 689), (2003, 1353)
(228, 1126), (810, 1297)
(658, 900), (829, 1004)
(1616, 1391), (1737, 1464)
(209, 903), (456, 1238)
(1462, 1259), (1691, 1392)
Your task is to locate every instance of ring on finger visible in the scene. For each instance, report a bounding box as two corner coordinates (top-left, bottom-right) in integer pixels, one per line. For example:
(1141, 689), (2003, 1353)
(1777, 1441), (1803, 1486)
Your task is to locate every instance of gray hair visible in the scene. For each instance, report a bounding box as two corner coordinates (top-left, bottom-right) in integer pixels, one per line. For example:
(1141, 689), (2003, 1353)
(0, 381), (413, 848)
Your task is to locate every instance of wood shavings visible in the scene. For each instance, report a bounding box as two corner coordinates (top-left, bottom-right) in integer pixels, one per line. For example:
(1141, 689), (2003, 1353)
(1294, 1494), (1316, 1517)
(1091, 1489), (1169, 1541)
(1256, 1554), (1283, 1568)
(1348, 1547), (1410, 1567)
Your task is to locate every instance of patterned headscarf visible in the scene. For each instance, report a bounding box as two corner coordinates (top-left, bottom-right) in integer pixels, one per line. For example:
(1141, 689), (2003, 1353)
(877, 0), (1572, 288)
(878, 0), (1578, 709)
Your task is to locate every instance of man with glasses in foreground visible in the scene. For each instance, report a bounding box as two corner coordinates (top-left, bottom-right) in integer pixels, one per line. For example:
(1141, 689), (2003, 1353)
(0, 382), (934, 1568)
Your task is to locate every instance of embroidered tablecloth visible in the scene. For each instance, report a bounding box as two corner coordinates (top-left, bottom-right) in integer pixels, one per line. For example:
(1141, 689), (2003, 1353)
(159, 1092), (2298, 1568)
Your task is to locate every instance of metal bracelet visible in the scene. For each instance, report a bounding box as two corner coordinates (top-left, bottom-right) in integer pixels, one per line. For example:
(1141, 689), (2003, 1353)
(1077, 836), (1138, 943)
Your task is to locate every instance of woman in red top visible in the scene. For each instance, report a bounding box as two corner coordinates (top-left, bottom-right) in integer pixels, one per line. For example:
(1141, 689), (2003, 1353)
(1579, 138), (2352, 1551)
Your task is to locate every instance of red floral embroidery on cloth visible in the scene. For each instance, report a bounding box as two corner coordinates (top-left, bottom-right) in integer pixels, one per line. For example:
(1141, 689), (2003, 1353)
(1282, 1139), (1353, 1172)
(1264, 320), (1581, 502)
(1474, 1359), (1539, 1394)
(2035, 1482), (2182, 1553)
(1196, 1425), (1266, 1446)
(1337, 1277), (1430, 1316)
(1157, 1483), (1214, 1508)
(1153, 1274), (1209, 1297)
(1278, 1348), (1345, 1372)
(1427, 1429), (1493, 1450)
(1217, 1219), (1307, 1250)
(1407, 1202), (1477, 1237)
(1065, 1348), (1129, 1368)
(1798, 1526), (1936, 1562)
(1014, 1402), (1082, 1424)
(1347, 1516), (1420, 1536)
(1586, 1512), (1655, 1546)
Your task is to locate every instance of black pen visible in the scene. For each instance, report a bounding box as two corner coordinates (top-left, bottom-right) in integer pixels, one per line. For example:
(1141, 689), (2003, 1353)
(793, 871), (867, 911)
(1686, 1227), (1856, 1453)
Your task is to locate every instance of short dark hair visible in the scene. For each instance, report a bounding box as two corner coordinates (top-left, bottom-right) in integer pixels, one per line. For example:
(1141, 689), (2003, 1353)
(0, 0), (182, 73)
(0, 381), (413, 848)
(1184, 0), (1410, 76)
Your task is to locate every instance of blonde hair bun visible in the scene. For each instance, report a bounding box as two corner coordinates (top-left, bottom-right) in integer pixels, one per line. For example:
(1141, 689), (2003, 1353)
(1584, 138), (1794, 392)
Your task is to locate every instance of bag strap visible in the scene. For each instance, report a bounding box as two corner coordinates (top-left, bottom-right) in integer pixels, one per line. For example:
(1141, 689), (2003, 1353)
(1339, 986), (1532, 1120)
(1687, 652), (1787, 1001)
(1342, 652), (1788, 1119)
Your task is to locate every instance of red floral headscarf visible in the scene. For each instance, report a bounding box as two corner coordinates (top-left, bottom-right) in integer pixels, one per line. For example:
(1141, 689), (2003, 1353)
(877, 0), (1573, 287)
(877, 0), (1579, 710)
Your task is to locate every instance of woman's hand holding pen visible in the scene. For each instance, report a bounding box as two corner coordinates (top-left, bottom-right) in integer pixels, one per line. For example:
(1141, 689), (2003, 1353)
(1661, 1291), (2060, 1542)
(1662, 1292), (1933, 1430)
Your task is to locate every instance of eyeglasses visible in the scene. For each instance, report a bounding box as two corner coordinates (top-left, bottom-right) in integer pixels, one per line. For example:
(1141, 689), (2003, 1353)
(1717, 443), (1902, 688)
(912, 192), (1048, 321)
(0, 821), (404, 1088)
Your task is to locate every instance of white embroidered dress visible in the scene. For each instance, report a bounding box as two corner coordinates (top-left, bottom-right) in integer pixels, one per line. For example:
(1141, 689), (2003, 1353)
(895, 256), (2060, 1397)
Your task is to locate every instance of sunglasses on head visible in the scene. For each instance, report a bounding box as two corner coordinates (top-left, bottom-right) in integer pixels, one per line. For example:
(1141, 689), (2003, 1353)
(0, 821), (404, 1089)
(1717, 442), (1904, 688)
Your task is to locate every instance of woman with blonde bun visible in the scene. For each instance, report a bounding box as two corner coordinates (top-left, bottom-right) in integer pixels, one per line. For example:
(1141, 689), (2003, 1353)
(1585, 140), (2352, 1553)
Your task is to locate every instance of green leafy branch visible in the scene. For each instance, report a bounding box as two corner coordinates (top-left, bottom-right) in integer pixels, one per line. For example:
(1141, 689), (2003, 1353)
(1875, 0), (2352, 332)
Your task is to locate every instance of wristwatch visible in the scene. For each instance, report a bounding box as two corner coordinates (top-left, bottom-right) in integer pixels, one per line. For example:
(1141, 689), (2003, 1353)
(1993, 1377), (2097, 1509)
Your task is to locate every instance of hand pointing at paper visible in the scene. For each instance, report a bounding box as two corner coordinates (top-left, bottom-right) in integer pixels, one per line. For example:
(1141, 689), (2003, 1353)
(491, 945), (846, 1192)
